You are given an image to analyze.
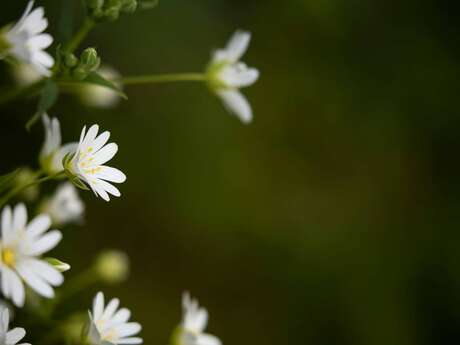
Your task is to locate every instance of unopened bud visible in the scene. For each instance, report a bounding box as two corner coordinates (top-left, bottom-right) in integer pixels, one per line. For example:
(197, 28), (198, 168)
(45, 258), (71, 272)
(95, 250), (129, 284)
(64, 53), (78, 68)
(80, 48), (100, 71)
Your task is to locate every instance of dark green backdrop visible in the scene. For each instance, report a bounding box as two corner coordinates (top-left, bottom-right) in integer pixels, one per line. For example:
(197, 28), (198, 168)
(2, 1), (460, 344)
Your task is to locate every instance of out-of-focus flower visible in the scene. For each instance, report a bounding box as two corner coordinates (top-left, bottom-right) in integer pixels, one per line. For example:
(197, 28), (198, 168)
(78, 66), (121, 109)
(10, 63), (41, 86)
(65, 124), (126, 201)
(0, 204), (64, 307)
(40, 115), (78, 175)
(206, 31), (259, 124)
(88, 291), (142, 345)
(39, 183), (85, 226)
(0, 307), (30, 345)
(174, 292), (221, 345)
(95, 250), (129, 284)
(0, 1), (54, 76)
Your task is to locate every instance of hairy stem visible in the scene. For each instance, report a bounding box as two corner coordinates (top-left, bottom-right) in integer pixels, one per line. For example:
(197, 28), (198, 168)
(121, 73), (206, 85)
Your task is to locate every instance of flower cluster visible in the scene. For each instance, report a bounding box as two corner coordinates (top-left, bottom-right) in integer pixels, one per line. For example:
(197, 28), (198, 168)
(0, 0), (252, 344)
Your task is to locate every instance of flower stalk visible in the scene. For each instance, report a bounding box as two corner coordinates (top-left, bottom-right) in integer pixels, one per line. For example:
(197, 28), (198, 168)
(120, 73), (206, 85)
(65, 18), (96, 54)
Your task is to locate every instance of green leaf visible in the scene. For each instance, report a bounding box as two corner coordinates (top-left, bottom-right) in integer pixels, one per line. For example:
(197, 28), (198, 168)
(83, 72), (128, 99)
(26, 80), (59, 131)
(0, 169), (20, 194)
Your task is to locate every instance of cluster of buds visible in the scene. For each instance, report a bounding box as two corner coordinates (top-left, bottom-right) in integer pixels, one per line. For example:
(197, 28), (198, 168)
(61, 48), (101, 81)
(85, 0), (138, 21)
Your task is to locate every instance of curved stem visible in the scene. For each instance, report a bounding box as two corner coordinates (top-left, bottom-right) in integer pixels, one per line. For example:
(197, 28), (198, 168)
(65, 18), (96, 54)
(0, 171), (65, 208)
(121, 73), (206, 85)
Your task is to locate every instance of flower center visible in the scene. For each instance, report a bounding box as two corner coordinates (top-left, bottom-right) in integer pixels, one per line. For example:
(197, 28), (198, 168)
(2, 248), (16, 267)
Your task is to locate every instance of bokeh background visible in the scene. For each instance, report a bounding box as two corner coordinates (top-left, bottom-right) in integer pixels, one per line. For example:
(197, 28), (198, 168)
(2, 0), (460, 344)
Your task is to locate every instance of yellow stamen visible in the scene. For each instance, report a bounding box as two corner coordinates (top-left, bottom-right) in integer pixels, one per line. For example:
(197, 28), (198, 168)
(2, 248), (15, 267)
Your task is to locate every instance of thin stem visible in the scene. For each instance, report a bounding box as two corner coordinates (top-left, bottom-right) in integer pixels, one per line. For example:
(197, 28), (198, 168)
(65, 18), (96, 54)
(0, 171), (65, 208)
(121, 73), (206, 85)
(0, 79), (45, 107)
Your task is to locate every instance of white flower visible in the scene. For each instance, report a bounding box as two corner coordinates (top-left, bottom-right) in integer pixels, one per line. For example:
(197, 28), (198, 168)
(1, 1), (54, 76)
(207, 31), (259, 124)
(66, 124), (126, 202)
(78, 66), (122, 109)
(40, 183), (85, 226)
(0, 204), (64, 307)
(88, 292), (142, 345)
(0, 307), (30, 345)
(40, 114), (78, 174)
(178, 292), (221, 345)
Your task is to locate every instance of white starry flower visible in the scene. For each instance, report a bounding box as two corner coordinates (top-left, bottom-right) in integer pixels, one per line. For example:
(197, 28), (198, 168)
(0, 1), (54, 76)
(78, 66), (122, 109)
(39, 183), (85, 226)
(88, 292), (142, 345)
(40, 114), (78, 175)
(65, 124), (126, 202)
(176, 292), (221, 345)
(0, 307), (30, 345)
(207, 31), (259, 124)
(0, 204), (64, 307)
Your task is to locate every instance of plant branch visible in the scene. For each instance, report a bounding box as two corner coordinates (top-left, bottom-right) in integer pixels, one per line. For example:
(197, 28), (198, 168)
(120, 73), (206, 85)
(65, 18), (96, 54)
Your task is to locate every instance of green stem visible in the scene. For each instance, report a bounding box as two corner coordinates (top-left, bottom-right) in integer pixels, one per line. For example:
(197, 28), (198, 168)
(65, 18), (96, 54)
(121, 73), (206, 85)
(0, 79), (45, 107)
(0, 171), (64, 208)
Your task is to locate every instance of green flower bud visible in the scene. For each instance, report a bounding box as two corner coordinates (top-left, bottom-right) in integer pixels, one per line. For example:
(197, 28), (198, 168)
(45, 258), (71, 272)
(94, 250), (129, 284)
(80, 48), (100, 71)
(64, 53), (79, 68)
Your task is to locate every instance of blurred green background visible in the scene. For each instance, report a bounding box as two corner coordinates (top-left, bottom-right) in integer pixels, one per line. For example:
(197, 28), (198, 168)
(2, 0), (460, 344)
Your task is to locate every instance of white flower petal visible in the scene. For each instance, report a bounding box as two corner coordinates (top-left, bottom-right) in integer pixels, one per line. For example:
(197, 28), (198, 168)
(24, 230), (62, 256)
(1, 267), (25, 307)
(224, 30), (251, 62)
(196, 334), (222, 345)
(24, 258), (63, 286)
(216, 90), (253, 124)
(93, 292), (105, 321)
(26, 214), (51, 238)
(1, 206), (13, 244)
(16, 262), (54, 298)
(102, 298), (120, 321)
(91, 143), (118, 166)
(6, 327), (26, 345)
(13, 204), (27, 231)
(114, 323), (141, 338)
(93, 167), (126, 183)
(116, 337), (143, 344)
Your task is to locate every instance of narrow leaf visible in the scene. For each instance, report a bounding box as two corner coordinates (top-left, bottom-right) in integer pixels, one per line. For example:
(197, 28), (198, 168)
(83, 72), (127, 99)
(26, 80), (59, 131)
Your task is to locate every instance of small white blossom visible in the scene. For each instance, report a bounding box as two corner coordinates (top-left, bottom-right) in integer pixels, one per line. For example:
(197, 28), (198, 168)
(66, 124), (126, 202)
(40, 183), (85, 226)
(0, 307), (30, 345)
(40, 114), (78, 174)
(178, 292), (221, 345)
(1, 1), (54, 76)
(0, 204), (64, 307)
(78, 66), (122, 109)
(88, 291), (142, 345)
(207, 31), (259, 124)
